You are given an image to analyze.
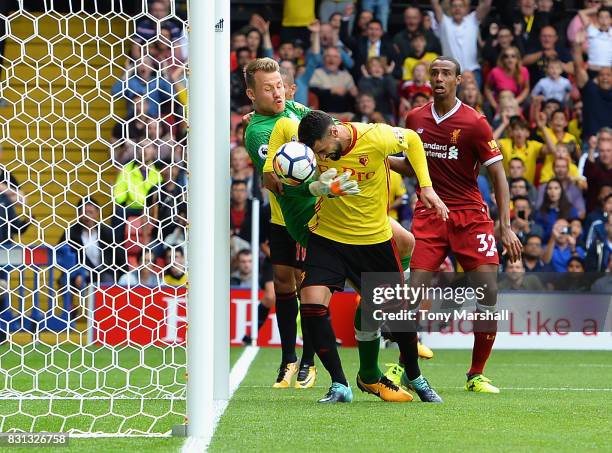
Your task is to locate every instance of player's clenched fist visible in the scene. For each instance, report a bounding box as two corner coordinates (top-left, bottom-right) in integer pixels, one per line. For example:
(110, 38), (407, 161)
(419, 186), (449, 221)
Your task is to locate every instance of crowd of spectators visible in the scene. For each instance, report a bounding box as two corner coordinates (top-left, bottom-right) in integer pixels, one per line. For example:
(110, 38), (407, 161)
(230, 0), (612, 292)
(53, 0), (189, 291)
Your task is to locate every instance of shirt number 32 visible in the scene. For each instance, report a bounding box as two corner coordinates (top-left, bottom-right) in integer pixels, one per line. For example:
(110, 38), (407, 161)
(476, 234), (497, 257)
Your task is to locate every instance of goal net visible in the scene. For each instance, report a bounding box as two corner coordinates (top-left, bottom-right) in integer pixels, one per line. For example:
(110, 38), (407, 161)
(0, 0), (190, 436)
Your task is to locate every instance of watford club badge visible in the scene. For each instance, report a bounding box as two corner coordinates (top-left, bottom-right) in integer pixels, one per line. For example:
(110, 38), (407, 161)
(359, 155), (369, 166)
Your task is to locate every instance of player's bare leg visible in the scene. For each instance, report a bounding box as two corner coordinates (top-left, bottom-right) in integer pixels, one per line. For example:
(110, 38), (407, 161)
(271, 264), (300, 388)
(299, 286), (352, 402)
(293, 268), (317, 389)
(465, 264), (500, 393)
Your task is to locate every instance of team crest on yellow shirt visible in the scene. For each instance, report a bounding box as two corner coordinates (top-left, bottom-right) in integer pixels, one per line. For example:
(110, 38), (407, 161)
(450, 129), (461, 144)
(359, 154), (369, 166)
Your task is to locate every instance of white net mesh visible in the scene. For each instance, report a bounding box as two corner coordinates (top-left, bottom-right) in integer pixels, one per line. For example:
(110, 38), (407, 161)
(0, 0), (189, 435)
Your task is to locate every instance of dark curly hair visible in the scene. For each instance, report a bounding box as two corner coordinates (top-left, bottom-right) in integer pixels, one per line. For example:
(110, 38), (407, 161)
(298, 110), (335, 150)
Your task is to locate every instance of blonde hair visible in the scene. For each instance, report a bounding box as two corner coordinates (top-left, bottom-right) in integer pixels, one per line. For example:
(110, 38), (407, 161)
(498, 90), (520, 115)
(244, 57), (279, 89)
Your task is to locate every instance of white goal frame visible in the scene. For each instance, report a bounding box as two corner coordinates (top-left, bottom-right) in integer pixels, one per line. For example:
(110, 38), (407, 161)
(0, 0), (231, 441)
(186, 0), (230, 441)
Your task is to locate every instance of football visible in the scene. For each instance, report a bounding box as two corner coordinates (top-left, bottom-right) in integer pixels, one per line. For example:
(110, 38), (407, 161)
(272, 141), (317, 186)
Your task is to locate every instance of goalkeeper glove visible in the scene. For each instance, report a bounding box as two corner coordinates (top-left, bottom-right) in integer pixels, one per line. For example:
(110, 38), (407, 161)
(308, 168), (360, 197)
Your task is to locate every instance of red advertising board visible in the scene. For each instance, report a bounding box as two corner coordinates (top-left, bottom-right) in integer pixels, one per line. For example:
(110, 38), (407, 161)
(94, 286), (358, 347)
(229, 288), (359, 347)
(94, 286), (187, 346)
(94, 287), (612, 350)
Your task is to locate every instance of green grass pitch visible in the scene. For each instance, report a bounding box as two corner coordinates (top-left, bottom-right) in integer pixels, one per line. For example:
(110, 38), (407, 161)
(210, 348), (611, 452)
(0, 346), (610, 452)
(0, 345), (246, 453)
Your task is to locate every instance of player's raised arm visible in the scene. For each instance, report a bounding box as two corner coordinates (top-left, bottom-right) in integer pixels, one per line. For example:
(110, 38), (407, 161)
(384, 125), (449, 221)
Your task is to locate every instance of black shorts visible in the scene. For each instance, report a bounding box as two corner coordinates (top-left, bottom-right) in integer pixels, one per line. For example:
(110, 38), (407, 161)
(269, 223), (305, 268)
(301, 233), (403, 292)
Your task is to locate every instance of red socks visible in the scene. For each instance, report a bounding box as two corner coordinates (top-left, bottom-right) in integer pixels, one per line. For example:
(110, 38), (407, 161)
(469, 319), (497, 376)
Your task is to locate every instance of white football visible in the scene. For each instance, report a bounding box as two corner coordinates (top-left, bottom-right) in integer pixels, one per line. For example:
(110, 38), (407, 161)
(272, 141), (317, 186)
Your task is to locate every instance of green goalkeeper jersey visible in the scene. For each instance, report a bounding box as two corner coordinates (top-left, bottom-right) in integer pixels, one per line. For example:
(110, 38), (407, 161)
(244, 100), (315, 247)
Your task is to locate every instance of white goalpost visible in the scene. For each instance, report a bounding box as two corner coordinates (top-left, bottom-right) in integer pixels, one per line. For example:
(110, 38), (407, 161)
(186, 0), (230, 442)
(0, 0), (231, 439)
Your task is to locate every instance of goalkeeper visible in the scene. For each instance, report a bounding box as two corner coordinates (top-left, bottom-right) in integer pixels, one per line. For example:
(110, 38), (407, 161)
(243, 58), (357, 390)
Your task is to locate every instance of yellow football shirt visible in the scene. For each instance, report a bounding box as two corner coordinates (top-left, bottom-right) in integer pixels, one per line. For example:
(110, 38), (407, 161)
(310, 122), (430, 245)
(164, 273), (187, 287)
(388, 170), (407, 221)
(267, 192), (284, 226)
(265, 117), (300, 173)
(265, 117), (310, 228)
(265, 120), (431, 245)
(541, 127), (580, 156)
(539, 159), (580, 184)
(282, 0), (315, 27)
(498, 138), (543, 184)
(540, 128), (580, 149)
(402, 53), (438, 80)
(537, 128), (581, 184)
(568, 119), (582, 144)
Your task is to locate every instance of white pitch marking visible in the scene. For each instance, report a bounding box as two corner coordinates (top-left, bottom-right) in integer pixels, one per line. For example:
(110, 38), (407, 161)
(422, 363), (612, 368)
(238, 385), (612, 392)
(439, 386), (612, 392)
(182, 346), (259, 453)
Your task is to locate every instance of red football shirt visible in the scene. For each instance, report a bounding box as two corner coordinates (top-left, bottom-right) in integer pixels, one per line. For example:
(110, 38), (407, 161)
(405, 99), (502, 211)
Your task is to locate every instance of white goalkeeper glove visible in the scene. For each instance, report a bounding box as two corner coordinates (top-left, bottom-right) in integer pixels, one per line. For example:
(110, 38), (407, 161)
(308, 168), (360, 197)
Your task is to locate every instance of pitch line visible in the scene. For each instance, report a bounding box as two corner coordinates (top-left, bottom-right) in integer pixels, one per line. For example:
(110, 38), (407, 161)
(182, 345), (259, 453)
(239, 385), (612, 392)
(434, 386), (612, 391)
(423, 363), (612, 368)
